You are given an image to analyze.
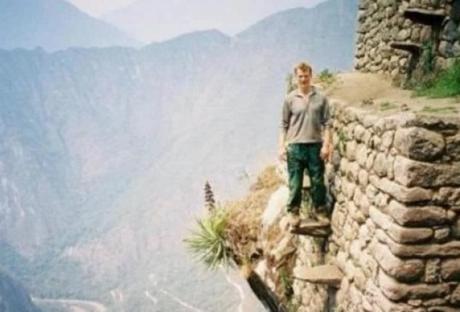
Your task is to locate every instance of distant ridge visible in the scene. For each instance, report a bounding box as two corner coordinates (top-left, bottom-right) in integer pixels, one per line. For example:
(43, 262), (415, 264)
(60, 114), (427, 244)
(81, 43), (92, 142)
(0, 0), (138, 51)
(0, 0), (358, 310)
(103, 0), (326, 42)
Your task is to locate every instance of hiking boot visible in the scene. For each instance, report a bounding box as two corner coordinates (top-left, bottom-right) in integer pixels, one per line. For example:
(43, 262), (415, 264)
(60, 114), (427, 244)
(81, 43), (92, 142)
(315, 211), (330, 226)
(287, 213), (301, 230)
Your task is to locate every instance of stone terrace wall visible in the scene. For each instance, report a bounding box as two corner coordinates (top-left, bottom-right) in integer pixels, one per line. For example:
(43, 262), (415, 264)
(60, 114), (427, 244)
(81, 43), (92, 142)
(324, 101), (460, 311)
(355, 0), (460, 83)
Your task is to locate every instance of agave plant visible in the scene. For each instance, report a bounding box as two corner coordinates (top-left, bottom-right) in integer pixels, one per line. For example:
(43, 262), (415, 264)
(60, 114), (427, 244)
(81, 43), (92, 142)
(185, 209), (232, 270)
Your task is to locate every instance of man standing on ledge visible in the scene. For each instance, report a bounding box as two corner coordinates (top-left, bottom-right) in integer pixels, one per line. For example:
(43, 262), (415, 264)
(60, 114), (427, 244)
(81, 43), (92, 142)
(278, 62), (333, 229)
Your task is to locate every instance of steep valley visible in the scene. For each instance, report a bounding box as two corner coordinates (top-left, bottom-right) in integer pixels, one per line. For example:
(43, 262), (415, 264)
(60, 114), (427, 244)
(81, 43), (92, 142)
(0, 0), (358, 310)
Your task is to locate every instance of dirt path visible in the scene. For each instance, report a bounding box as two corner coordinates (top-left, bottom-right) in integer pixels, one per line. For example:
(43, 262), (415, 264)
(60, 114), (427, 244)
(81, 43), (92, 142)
(324, 72), (460, 117)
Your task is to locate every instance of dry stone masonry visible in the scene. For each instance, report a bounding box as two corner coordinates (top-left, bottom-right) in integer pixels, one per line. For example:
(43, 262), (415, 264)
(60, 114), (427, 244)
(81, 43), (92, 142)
(321, 101), (460, 312)
(258, 100), (460, 312)
(355, 0), (460, 84)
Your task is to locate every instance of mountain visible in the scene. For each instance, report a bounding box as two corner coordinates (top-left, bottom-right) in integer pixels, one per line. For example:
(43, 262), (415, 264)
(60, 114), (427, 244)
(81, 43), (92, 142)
(0, 270), (41, 312)
(0, 0), (359, 310)
(0, 0), (138, 51)
(103, 0), (326, 42)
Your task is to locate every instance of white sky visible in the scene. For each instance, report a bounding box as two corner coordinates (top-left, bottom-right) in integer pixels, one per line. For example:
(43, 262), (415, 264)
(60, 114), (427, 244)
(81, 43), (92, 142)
(66, 0), (137, 16)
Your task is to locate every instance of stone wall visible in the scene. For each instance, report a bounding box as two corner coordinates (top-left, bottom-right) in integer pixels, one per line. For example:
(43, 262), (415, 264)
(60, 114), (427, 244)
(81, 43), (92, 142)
(355, 0), (460, 84)
(316, 101), (460, 311)
(253, 101), (460, 312)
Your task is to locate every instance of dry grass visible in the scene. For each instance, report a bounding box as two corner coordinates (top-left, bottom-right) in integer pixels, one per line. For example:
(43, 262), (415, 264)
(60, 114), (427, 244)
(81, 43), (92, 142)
(223, 166), (283, 264)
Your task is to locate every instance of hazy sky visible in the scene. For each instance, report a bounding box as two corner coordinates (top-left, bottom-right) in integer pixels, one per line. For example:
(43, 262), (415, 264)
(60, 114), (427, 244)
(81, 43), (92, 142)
(67, 0), (325, 17)
(66, 0), (328, 42)
(66, 0), (136, 16)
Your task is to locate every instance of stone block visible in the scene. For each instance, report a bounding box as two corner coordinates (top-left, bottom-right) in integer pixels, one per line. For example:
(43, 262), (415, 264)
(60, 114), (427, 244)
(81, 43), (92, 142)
(339, 158), (349, 175)
(353, 124), (366, 142)
(356, 144), (368, 167)
(378, 270), (450, 301)
(387, 200), (450, 227)
(446, 134), (460, 161)
(342, 179), (356, 200)
(427, 306), (460, 312)
(387, 155), (395, 180)
(362, 114), (380, 128)
(370, 206), (433, 243)
(358, 169), (369, 188)
(371, 176), (433, 203)
(346, 161), (360, 182)
(405, 116), (459, 136)
(433, 227), (450, 243)
(425, 258), (441, 283)
(394, 156), (460, 188)
(394, 127), (445, 161)
(366, 151), (376, 170)
(372, 242), (424, 282)
(440, 258), (460, 281)
(294, 264), (343, 287)
(381, 130), (394, 150)
(450, 284), (460, 305)
(377, 229), (460, 258)
(374, 153), (389, 177)
(366, 281), (426, 312)
(434, 187), (460, 207)
(346, 141), (357, 161)
(452, 218), (460, 239)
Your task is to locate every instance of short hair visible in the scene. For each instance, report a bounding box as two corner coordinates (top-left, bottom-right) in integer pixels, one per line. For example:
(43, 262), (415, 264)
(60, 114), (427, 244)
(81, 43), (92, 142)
(294, 62), (313, 75)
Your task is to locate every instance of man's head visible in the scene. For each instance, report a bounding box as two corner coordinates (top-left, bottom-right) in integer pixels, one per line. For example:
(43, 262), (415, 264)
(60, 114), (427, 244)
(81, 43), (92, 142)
(294, 62), (313, 91)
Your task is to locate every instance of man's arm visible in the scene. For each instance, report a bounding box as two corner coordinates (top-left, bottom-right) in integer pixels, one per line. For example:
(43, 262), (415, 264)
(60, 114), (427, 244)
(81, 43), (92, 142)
(320, 98), (333, 162)
(279, 98), (290, 161)
(278, 131), (287, 161)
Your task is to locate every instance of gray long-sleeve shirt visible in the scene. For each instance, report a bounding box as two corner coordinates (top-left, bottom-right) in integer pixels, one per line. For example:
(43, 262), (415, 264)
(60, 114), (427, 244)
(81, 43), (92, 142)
(280, 86), (331, 144)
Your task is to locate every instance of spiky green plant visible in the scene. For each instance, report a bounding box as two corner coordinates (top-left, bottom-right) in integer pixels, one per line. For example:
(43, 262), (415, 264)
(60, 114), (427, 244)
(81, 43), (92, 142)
(184, 209), (232, 270)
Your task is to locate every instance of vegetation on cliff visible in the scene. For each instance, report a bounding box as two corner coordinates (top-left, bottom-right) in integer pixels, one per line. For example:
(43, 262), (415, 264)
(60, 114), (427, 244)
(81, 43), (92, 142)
(186, 166), (283, 269)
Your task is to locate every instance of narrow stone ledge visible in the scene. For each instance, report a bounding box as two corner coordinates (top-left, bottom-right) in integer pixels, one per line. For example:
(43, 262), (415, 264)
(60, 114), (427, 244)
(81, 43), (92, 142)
(387, 200), (451, 227)
(390, 41), (422, 54)
(293, 264), (343, 288)
(291, 221), (331, 237)
(379, 270), (450, 301)
(394, 156), (460, 188)
(377, 229), (460, 258)
(403, 8), (446, 26)
(371, 242), (424, 283)
(370, 206), (433, 243)
(370, 175), (433, 203)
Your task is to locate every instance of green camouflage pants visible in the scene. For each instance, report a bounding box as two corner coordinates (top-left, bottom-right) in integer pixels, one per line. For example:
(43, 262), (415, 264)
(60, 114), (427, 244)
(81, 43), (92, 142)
(286, 143), (327, 214)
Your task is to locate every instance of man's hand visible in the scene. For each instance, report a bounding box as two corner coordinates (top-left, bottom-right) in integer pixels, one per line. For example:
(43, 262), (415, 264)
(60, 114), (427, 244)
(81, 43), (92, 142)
(320, 143), (333, 162)
(278, 146), (287, 162)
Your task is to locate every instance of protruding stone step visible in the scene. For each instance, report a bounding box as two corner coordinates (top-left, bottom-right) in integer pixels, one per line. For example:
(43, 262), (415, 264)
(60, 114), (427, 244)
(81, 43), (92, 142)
(294, 265), (343, 288)
(390, 41), (422, 54)
(290, 220), (331, 237)
(403, 8), (446, 25)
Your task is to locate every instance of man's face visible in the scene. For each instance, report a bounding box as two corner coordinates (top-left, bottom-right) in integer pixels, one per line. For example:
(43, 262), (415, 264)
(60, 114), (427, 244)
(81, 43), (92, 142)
(296, 69), (312, 89)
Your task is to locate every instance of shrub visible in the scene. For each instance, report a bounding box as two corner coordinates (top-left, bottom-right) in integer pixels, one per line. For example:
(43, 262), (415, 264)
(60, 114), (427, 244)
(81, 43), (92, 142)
(414, 59), (460, 98)
(184, 208), (232, 270)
